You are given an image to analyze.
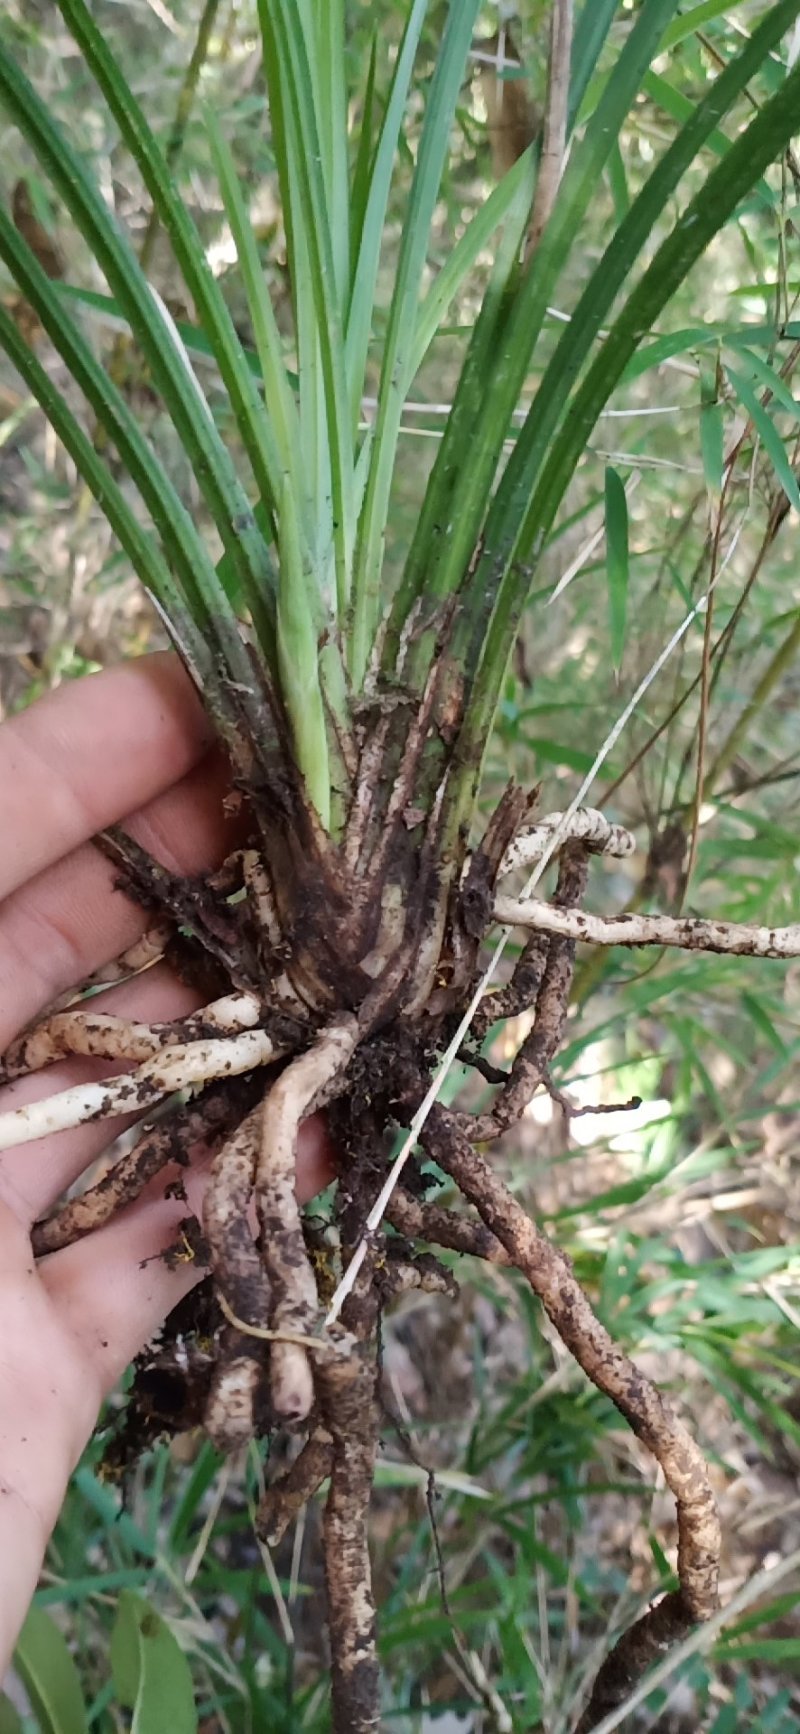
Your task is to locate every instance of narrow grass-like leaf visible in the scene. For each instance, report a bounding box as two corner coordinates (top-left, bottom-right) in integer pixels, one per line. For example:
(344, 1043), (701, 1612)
(54, 0), (280, 545)
(277, 477), (331, 828)
(409, 146), (533, 379)
(726, 364), (800, 512)
(314, 0), (350, 307)
(404, 0), (682, 639)
(206, 111), (302, 503)
(0, 207), (267, 723)
(570, 0), (621, 122)
(456, 28), (800, 811)
(349, 31), (379, 283)
(605, 466), (629, 672)
(0, 42), (277, 653)
(662, 0), (752, 50)
(258, 0), (354, 619)
(350, 0), (482, 687)
(345, 0), (429, 416)
(644, 69), (773, 211)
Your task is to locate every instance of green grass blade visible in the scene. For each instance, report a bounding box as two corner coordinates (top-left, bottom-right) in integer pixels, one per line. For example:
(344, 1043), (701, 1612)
(0, 216), (222, 652)
(406, 0), (682, 632)
(460, 37), (800, 790)
(726, 365), (800, 512)
(0, 294), (203, 662)
(457, 0), (800, 671)
(0, 41), (277, 655)
(382, 169), (531, 676)
(277, 476), (331, 828)
(605, 466), (630, 673)
(349, 0), (482, 688)
(345, 0), (429, 418)
(314, 0), (350, 306)
(570, 0), (620, 124)
(206, 110), (302, 502)
(258, 0), (355, 621)
(54, 0), (281, 543)
(409, 146), (533, 379)
(661, 0), (752, 50)
(349, 32), (379, 286)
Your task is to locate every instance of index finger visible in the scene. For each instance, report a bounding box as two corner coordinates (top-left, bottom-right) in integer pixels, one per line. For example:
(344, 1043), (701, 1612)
(0, 653), (213, 902)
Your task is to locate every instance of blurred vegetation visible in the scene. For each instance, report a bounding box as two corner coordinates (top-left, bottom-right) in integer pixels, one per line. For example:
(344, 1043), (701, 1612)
(1, 1), (800, 1730)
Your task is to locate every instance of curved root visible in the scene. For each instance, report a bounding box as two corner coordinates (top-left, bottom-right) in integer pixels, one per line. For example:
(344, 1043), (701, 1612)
(33, 1081), (241, 1255)
(422, 1103), (720, 1718)
(256, 1019), (358, 1423)
(0, 1028), (280, 1151)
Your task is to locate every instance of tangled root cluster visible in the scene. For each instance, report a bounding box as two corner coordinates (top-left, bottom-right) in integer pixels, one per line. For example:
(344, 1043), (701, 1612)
(0, 789), (755, 1732)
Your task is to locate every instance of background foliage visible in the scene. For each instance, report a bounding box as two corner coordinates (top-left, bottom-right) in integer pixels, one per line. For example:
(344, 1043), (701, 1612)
(1, 1), (800, 1729)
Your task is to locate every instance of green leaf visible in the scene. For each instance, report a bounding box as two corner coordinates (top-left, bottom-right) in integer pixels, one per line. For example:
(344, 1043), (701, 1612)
(457, 4), (800, 794)
(0, 37), (277, 666)
(661, 0), (752, 50)
(258, 0), (355, 618)
(14, 1607), (89, 1734)
(54, 0), (280, 559)
(345, 0), (429, 414)
(110, 1593), (197, 1734)
(726, 364), (800, 513)
(350, 0), (483, 685)
(0, 1698), (23, 1734)
(604, 466), (629, 672)
(701, 407), (724, 504)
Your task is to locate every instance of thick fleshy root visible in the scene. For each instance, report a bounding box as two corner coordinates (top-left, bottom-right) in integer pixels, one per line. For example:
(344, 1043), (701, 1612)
(0, 1025), (279, 1150)
(496, 893), (800, 958)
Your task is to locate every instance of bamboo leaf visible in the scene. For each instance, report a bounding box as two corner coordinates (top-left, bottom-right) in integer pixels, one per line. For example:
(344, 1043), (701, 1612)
(605, 466), (629, 673)
(726, 364), (800, 512)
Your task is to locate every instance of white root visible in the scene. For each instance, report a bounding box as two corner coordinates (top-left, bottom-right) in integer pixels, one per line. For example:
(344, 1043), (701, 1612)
(3, 991), (262, 1080)
(498, 808), (636, 881)
(0, 1028), (280, 1152)
(494, 895), (800, 960)
(257, 1018), (358, 1424)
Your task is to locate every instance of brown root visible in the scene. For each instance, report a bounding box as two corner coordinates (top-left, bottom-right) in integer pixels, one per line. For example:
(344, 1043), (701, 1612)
(319, 1328), (381, 1734)
(422, 1104), (720, 1624)
(32, 1080), (247, 1255)
(10, 789), (737, 1729)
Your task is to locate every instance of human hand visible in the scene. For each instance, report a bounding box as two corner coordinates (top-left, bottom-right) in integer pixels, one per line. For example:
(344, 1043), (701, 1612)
(0, 653), (333, 1671)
